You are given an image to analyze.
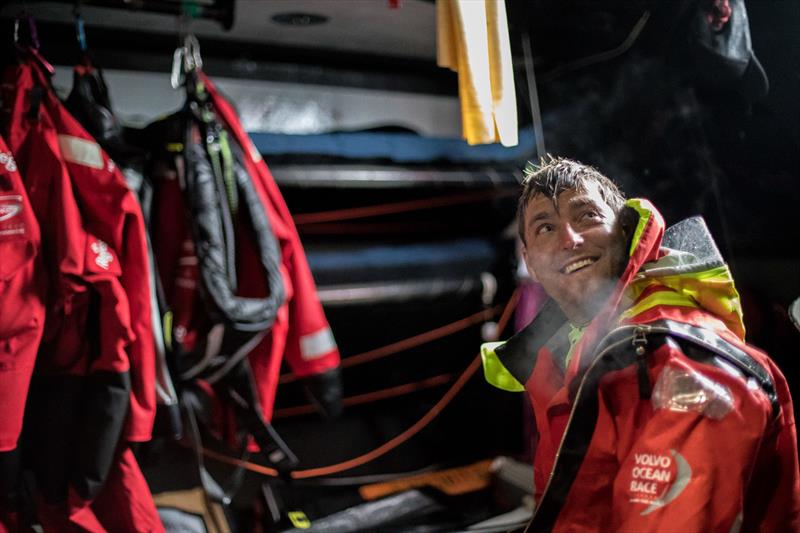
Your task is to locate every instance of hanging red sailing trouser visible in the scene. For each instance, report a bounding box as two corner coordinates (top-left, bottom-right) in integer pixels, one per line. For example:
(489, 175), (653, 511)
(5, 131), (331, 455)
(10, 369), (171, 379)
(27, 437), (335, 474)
(2, 58), (161, 532)
(0, 134), (45, 532)
(196, 71), (341, 422)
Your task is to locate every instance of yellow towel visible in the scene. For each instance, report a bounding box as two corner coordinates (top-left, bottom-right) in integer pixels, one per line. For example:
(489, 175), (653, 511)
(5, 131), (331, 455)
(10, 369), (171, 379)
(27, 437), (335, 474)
(437, 0), (518, 147)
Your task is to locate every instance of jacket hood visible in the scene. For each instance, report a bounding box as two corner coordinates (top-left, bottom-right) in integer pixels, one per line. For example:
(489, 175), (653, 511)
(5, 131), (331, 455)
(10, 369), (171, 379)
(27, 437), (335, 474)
(624, 212), (745, 339)
(482, 198), (745, 392)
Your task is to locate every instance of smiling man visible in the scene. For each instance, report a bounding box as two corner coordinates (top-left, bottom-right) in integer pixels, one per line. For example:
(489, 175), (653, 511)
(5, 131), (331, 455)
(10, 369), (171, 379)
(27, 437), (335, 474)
(518, 168), (628, 327)
(482, 156), (800, 531)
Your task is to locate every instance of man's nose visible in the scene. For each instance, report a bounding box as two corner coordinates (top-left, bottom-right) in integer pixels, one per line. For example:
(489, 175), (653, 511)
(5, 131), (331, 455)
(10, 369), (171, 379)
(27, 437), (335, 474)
(559, 223), (584, 249)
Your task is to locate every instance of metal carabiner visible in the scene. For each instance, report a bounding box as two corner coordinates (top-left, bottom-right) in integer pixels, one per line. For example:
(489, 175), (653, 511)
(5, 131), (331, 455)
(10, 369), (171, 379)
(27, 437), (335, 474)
(171, 46), (186, 89)
(184, 34), (203, 73)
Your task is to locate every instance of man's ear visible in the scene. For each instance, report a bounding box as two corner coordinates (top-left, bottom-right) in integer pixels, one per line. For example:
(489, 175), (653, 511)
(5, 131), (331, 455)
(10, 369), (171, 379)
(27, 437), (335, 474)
(521, 247), (540, 283)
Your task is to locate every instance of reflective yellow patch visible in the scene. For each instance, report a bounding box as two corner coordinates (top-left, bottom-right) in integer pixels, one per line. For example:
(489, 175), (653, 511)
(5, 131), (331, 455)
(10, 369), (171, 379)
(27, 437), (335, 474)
(288, 511), (311, 529)
(626, 198), (653, 257)
(481, 342), (524, 392)
(163, 311), (174, 351)
(627, 265), (745, 339)
(620, 290), (699, 321)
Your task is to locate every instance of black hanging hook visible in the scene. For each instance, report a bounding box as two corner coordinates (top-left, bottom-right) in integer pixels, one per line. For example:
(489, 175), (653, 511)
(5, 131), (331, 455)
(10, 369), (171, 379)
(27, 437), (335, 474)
(13, 13), (41, 51)
(13, 12), (55, 76)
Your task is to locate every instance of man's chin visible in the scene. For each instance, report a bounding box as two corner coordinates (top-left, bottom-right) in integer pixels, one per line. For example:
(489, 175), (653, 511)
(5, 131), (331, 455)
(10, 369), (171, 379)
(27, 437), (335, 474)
(566, 278), (618, 323)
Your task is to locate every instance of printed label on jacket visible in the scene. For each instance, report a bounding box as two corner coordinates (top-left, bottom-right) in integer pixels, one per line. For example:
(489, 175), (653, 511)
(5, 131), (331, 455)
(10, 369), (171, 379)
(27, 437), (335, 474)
(0, 194), (25, 240)
(0, 151), (17, 173)
(626, 449), (692, 516)
(86, 237), (121, 275)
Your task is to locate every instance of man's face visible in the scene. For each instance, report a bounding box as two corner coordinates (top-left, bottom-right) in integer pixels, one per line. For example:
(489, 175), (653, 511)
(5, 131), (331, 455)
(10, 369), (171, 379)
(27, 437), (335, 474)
(521, 182), (628, 325)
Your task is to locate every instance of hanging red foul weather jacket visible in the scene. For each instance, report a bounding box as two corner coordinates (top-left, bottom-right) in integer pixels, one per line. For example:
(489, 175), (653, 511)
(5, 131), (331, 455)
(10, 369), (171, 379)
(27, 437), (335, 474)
(0, 133), (44, 532)
(482, 199), (800, 531)
(0, 134), (43, 455)
(150, 71), (340, 423)
(2, 57), (161, 532)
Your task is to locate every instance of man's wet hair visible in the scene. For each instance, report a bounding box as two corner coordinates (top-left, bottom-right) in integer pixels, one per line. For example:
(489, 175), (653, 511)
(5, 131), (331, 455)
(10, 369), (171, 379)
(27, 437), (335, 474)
(517, 155), (626, 244)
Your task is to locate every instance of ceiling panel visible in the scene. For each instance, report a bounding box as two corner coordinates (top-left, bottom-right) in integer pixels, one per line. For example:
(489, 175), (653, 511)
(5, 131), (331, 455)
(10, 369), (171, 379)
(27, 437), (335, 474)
(0, 0), (437, 59)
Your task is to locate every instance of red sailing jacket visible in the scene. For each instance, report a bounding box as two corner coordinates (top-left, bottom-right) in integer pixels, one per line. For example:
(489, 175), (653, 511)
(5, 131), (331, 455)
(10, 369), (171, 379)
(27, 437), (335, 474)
(151, 71), (339, 422)
(3, 58), (156, 443)
(0, 133), (44, 453)
(2, 58), (159, 519)
(483, 200), (800, 531)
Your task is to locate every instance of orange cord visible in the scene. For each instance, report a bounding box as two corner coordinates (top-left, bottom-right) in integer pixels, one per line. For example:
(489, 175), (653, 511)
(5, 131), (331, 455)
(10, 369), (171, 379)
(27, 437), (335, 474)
(292, 189), (515, 225)
(273, 373), (453, 419)
(202, 288), (519, 479)
(279, 305), (502, 385)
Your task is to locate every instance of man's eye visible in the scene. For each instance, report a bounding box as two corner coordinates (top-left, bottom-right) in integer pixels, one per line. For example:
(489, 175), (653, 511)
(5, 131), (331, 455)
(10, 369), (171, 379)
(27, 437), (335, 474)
(580, 210), (601, 221)
(536, 224), (554, 235)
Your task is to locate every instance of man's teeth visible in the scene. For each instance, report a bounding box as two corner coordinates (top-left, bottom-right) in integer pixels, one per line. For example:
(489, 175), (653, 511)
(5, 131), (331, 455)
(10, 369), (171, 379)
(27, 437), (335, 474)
(564, 258), (596, 274)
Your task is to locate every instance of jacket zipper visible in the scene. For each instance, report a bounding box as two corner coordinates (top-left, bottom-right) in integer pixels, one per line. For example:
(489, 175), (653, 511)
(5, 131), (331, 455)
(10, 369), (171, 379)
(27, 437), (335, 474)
(532, 324), (651, 518)
(633, 326), (652, 399)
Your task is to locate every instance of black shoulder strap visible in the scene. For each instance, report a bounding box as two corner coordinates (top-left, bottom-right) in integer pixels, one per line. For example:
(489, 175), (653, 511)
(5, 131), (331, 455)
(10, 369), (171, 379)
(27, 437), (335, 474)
(183, 104), (285, 335)
(644, 320), (778, 417)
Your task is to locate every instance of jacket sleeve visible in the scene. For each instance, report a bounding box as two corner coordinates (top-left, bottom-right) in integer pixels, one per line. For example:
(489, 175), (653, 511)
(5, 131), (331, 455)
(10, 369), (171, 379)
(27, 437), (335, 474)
(605, 342), (793, 532)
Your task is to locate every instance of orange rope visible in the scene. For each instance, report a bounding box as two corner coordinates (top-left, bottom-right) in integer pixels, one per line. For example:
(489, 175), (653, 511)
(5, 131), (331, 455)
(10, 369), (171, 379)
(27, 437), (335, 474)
(292, 189), (515, 225)
(296, 221), (444, 235)
(272, 373), (453, 419)
(202, 288), (519, 479)
(279, 305), (502, 385)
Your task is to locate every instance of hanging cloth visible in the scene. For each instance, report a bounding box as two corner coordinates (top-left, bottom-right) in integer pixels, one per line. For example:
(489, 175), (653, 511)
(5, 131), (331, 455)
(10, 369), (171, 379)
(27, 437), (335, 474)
(436, 0), (518, 147)
(194, 70), (342, 422)
(65, 62), (182, 438)
(0, 133), (45, 531)
(2, 56), (161, 532)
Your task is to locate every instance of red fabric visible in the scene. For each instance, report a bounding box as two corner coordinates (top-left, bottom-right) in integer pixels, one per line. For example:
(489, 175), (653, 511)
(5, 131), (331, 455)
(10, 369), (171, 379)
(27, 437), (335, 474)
(175, 71), (339, 421)
(36, 447), (164, 533)
(2, 59), (156, 441)
(523, 201), (800, 530)
(2, 58), (160, 530)
(0, 134), (44, 453)
(0, 511), (17, 533)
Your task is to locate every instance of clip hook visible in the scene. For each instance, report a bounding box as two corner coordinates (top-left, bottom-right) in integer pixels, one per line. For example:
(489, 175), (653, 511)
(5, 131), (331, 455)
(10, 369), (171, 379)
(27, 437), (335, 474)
(14, 13), (39, 49)
(171, 46), (186, 89)
(14, 13), (55, 75)
(170, 35), (204, 90)
(13, 15), (39, 50)
(184, 34), (203, 72)
(74, 11), (88, 52)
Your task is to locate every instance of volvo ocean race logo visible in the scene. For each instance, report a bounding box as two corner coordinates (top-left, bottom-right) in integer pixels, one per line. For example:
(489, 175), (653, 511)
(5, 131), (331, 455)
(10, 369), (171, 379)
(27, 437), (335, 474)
(0, 195), (22, 222)
(91, 240), (114, 270)
(627, 449), (692, 515)
(0, 152), (17, 173)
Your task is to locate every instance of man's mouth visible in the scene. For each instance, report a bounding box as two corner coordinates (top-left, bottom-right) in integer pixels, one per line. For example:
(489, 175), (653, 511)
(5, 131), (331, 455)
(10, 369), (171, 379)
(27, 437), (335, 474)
(561, 257), (597, 274)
